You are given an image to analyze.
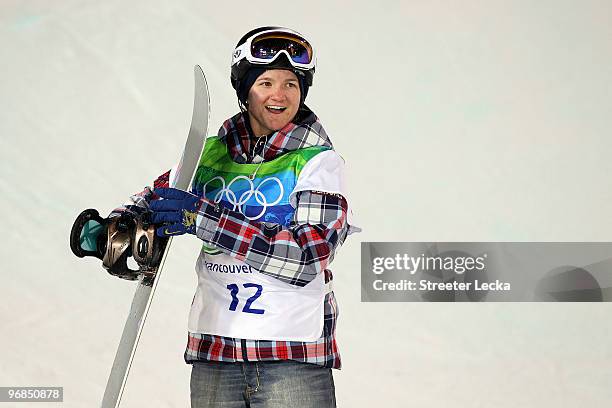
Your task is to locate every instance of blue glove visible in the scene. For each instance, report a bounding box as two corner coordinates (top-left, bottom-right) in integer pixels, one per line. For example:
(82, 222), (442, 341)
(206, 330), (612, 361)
(150, 188), (204, 237)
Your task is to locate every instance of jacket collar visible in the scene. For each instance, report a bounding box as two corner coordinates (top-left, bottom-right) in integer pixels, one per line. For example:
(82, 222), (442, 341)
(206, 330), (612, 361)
(218, 105), (333, 164)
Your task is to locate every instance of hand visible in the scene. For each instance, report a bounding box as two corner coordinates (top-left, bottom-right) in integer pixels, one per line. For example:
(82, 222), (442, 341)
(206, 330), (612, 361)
(150, 188), (204, 237)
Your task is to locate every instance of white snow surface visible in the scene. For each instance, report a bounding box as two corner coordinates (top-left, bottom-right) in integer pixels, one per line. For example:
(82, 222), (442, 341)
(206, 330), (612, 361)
(1, 1), (612, 407)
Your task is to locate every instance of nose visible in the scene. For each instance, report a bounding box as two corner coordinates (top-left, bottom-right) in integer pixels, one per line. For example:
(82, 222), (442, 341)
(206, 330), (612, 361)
(269, 84), (288, 101)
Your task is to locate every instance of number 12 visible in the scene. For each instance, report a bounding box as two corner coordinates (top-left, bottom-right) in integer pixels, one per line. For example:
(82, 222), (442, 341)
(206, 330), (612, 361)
(226, 283), (265, 314)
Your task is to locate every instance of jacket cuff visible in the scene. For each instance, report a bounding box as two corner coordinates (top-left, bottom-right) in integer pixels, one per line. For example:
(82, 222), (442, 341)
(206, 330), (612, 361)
(195, 200), (223, 242)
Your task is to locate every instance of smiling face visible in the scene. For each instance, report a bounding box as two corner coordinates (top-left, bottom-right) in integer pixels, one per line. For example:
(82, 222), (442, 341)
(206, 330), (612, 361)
(246, 69), (301, 137)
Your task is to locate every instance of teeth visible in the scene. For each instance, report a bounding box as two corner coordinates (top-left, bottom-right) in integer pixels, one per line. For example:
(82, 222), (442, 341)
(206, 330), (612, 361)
(266, 106), (286, 111)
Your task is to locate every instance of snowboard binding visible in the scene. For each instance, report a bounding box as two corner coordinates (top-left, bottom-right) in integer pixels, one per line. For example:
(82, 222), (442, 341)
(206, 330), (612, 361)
(70, 208), (168, 283)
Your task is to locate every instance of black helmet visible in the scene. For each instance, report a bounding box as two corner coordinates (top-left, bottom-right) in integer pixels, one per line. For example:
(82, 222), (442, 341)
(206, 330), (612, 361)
(230, 26), (316, 106)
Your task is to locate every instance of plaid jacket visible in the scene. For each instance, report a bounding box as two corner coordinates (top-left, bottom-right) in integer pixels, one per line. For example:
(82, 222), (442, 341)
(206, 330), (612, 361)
(127, 109), (351, 369)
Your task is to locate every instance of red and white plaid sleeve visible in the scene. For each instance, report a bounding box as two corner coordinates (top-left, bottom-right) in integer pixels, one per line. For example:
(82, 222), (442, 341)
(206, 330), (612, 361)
(195, 190), (349, 287)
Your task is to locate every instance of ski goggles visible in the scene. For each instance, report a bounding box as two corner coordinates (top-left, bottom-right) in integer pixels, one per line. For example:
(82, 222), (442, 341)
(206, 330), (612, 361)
(232, 29), (315, 70)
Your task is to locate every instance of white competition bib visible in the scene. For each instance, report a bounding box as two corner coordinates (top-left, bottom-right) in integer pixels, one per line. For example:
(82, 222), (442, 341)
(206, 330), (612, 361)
(187, 142), (360, 342)
(188, 248), (326, 342)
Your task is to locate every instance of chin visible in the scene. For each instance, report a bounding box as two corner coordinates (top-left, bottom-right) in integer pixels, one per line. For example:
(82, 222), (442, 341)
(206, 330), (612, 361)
(267, 119), (290, 130)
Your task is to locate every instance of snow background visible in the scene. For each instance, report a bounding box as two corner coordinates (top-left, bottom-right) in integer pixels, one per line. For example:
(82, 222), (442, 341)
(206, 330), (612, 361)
(1, 0), (611, 406)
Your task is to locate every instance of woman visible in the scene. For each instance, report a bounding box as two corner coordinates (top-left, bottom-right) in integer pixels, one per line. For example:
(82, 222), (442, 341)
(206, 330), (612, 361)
(143, 26), (359, 407)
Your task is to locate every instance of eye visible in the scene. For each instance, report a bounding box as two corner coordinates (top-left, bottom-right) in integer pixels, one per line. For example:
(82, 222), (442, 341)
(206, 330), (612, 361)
(287, 82), (298, 88)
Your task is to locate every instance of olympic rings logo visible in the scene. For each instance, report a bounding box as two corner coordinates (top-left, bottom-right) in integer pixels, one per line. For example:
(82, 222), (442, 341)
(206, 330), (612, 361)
(202, 175), (284, 220)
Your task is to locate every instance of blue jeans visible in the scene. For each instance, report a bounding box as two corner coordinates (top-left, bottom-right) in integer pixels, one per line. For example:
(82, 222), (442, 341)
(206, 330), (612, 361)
(190, 360), (336, 407)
